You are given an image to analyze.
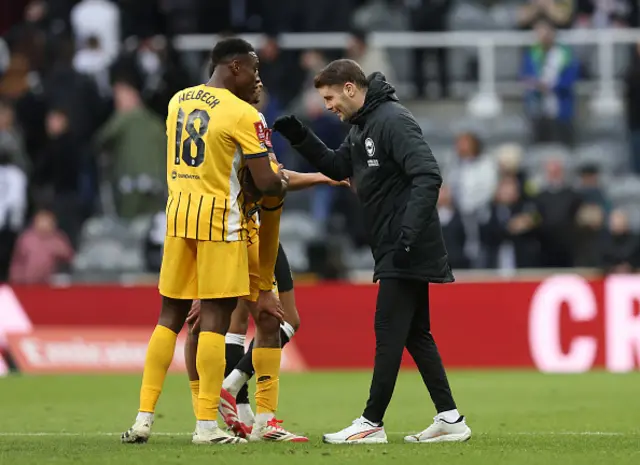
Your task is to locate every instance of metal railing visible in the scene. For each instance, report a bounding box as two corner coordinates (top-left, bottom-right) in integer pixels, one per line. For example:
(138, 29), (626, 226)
(174, 28), (640, 118)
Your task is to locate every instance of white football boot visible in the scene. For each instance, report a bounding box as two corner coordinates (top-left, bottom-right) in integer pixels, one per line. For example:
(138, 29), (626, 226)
(249, 417), (308, 443)
(323, 417), (388, 444)
(121, 415), (153, 444)
(192, 424), (247, 444)
(404, 414), (471, 443)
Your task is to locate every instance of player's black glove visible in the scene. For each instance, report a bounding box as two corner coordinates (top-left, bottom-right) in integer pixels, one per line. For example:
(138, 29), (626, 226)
(392, 232), (412, 269)
(273, 115), (307, 145)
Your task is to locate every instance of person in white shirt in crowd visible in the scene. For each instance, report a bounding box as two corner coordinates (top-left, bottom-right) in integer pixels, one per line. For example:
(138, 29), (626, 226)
(0, 148), (27, 282)
(445, 132), (498, 267)
(71, 0), (120, 65)
(73, 36), (112, 98)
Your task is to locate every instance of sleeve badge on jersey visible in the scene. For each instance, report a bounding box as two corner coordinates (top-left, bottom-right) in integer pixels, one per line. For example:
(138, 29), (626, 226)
(254, 122), (266, 142)
(264, 128), (273, 149)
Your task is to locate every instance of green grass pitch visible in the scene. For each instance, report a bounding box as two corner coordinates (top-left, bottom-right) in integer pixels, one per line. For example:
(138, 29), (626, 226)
(1, 371), (639, 464)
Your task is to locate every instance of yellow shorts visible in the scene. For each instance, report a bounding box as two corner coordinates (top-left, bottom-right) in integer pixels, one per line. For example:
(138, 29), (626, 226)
(159, 237), (249, 300)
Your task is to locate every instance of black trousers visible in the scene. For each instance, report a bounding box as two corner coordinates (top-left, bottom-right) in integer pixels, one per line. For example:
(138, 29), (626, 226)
(363, 279), (457, 424)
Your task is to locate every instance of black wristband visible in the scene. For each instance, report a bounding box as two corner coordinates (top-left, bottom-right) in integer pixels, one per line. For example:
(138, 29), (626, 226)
(261, 202), (284, 212)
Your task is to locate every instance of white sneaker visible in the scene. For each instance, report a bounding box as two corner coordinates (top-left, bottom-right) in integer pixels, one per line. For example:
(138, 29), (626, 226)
(192, 425), (247, 444)
(404, 415), (471, 443)
(323, 417), (388, 444)
(121, 416), (153, 444)
(249, 417), (308, 443)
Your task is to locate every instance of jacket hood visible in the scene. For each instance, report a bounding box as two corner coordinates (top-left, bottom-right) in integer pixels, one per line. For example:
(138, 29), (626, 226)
(349, 72), (398, 126)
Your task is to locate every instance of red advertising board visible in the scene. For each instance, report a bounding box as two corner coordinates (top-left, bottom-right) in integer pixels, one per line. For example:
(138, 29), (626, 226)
(2, 275), (640, 373)
(5, 328), (306, 374)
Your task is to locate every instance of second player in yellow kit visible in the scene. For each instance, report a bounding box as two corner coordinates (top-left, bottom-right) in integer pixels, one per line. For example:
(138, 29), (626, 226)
(122, 38), (287, 446)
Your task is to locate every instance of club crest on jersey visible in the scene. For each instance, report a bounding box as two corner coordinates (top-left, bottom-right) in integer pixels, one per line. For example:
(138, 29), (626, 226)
(365, 138), (379, 167)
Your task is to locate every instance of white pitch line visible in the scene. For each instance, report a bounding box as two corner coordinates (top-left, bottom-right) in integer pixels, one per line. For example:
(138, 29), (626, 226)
(0, 432), (190, 437)
(0, 431), (629, 437)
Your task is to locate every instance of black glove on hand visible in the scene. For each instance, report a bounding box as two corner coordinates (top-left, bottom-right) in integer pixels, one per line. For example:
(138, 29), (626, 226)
(393, 233), (412, 269)
(273, 115), (307, 145)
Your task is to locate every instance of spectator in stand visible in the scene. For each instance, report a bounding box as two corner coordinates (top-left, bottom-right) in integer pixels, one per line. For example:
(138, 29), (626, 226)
(73, 36), (112, 98)
(479, 175), (540, 271)
(521, 19), (579, 147)
(405, 0), (453, 98)
(346, 29), (397, 85)
(517, 0), (575, 29)
(438, 184), (469, 270)
(289, 0), (356, 32)
(94, 76), (165, 219)
(535, 157), (583, 267)
(71, 0), (121, 65)
(45, 0), (77, 32)
(118, 0), (164, 40)
(446, 132), (497, 267)
(0, 148), (28, 282)
(572, 163), (610, 265)
(9, 209), (73, 284)
(113, 34), (190, 118)
(0, 99), (30, 173)
(4, 0), (50, 73)
(495, 143), (535, 200)
(0, 53), (47, 165)
(577, 164), (611, 216)
(0, 38), (9, 77)
(575, 0), (638, 28)
(624, 42), (640, 173)
(34, 109), (84, 248)
(43, 38), (107, 147)
(163, 0), (200, 35)
(257, 34), (303, 109)
(447, 132), (497, 217)
(602, 208), (640, 274)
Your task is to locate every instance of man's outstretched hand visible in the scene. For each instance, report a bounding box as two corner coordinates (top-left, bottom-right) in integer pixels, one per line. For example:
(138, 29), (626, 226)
(257, 290), (284, 323)
(273, 115), (307, 145)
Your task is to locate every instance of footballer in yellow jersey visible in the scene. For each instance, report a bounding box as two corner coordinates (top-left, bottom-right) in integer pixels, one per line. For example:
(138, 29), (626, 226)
(122, 38), (287, 446)
(183, 80), (348, 442)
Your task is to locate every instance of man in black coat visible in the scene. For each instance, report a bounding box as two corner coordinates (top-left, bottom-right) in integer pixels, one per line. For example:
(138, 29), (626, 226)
(274, 60), (471, 445)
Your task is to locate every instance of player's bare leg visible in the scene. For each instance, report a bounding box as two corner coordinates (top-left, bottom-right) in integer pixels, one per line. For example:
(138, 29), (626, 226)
(247, 291), (307, 442)
(192, 297), (247, 444)
(122, 297), (192, 443)
(279, 289), (301, 334)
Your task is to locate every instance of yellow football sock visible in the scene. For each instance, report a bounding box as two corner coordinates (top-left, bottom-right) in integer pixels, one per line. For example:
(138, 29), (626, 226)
(139, 325), (178, 413)
(189, 380), (200, 419)
(196, 332), (225, 421)
(253, 348), (281, 414)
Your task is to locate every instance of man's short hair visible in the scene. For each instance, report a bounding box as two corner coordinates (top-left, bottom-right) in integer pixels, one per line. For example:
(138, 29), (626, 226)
(210, 37), (255, 70)
(313, 59), (368, 89)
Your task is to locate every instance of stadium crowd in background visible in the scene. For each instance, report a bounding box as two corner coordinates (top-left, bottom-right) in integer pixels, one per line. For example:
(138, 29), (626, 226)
(1, 0), (640, 284)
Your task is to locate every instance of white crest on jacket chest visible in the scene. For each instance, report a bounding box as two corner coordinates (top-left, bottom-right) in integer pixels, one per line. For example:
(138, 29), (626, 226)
(364, 138), (375, 157)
